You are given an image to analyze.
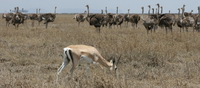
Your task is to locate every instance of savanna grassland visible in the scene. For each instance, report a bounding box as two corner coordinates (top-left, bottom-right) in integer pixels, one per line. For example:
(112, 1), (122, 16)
(0, 14), (200, 88)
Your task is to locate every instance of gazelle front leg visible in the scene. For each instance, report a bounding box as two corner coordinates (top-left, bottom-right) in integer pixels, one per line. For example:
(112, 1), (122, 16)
(86, 63), (90, 79)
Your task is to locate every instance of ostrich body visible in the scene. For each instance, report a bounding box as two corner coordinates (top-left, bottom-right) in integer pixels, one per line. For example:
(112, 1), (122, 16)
(73, 11), (87, 26)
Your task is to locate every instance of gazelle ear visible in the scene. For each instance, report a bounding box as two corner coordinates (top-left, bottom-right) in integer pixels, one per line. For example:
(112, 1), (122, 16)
(112, 59), (116, 64)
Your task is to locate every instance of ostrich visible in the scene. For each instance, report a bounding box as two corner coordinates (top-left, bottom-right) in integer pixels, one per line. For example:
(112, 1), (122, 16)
(73, 10), (87, 27)
(113, 7), (124, 28)
(11, 7), (25, 29)
(101, 7), (109, 27)
(181, 5), (195, 32)
(29, 9), (39, 27)
(38, 8), (41, 25)
(2, 9), (13, 26)
(102, 7), (115, 28)
(123, 9), (130, 27)
(176, 8), (184, 32)
(158, 4), (176, 34)
(129, 9), (140, 29)
(141, 7), (157, 34)
(85, 5), (104, 33)
(182, 5), (193, 17)
(38, 7), (57, 28)
(194, 6), (200, 32)
(21, 8), (29, 27)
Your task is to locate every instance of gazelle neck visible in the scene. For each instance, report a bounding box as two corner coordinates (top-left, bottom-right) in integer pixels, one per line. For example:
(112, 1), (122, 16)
(98, 55), (113, 67)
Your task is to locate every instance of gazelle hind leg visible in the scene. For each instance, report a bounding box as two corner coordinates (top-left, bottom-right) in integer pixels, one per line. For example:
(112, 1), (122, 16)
(57, 60), (70, 82)
(57, 62), (65, 75)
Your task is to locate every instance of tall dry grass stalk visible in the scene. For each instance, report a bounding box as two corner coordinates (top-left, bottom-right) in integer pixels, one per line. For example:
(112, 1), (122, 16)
(0, 14), (200, 88)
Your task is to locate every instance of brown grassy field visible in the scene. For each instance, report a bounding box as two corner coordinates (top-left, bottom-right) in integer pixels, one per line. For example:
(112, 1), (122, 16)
(0, 14), (200, 88)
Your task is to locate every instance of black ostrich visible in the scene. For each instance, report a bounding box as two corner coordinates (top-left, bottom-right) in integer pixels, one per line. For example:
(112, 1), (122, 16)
(86, 5), (104, 33)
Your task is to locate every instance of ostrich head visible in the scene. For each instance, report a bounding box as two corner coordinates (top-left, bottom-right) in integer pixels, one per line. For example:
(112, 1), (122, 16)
(191, 10), (193, 13)
(156, 3), (160, 7)
(86, 5), (89, 8)
(148, 5), (151, 8)
(183, 5), (186, 8)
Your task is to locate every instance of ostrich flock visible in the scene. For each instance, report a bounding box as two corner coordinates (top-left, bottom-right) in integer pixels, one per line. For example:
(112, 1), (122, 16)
(2, 6), (57, 29)
(74, 4), (200, 34)
(2, 4), (200, 34)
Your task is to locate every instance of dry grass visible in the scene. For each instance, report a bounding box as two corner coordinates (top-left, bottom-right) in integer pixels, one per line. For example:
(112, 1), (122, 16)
(0, 14), (200, 88)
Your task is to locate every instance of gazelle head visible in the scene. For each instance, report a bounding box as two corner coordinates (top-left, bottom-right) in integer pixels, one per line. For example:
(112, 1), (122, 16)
(109, 59), (117, 71)
(109, 55), (121, 73)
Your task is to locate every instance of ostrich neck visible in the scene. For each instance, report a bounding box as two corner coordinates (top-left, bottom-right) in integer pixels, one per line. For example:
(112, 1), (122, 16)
(54, 8), (56, 14)
(39, 9), (40, 15)
(87, 7), (89, 17)
(105, 7), (107, 15)
(36, 9), (38, 14)
(128, 10), (130, 17)
(141, 8), (144, 20)
(148, 7), (150, 15)
(116, 8), (118, 15)
(199, 8), (200, 15)
(182, 9), (185, 18)
(152, 9), (154, 14)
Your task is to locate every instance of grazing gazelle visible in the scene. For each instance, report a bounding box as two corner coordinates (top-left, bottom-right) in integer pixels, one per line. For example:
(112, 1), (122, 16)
(57, 45), (120, 81)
